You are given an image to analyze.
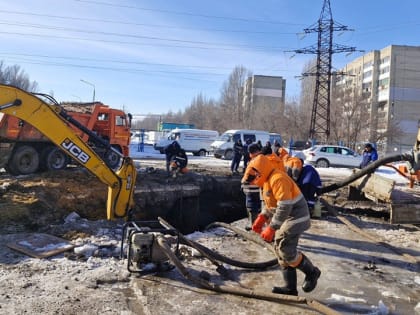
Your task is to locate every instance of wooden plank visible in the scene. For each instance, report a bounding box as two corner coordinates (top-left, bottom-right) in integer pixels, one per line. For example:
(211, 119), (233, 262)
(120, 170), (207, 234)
(7, 233), (74, 258)
(348, 173), (395, 202)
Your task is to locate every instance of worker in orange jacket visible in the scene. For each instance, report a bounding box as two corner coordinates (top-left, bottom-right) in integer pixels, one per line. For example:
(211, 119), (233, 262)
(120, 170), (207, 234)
(241, 154), (321, 296)
(275, 147), (303, 181)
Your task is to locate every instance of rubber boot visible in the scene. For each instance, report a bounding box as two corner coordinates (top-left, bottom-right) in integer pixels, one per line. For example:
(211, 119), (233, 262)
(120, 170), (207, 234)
(296, 255), (321, 292)
(272, 267), (298, 296)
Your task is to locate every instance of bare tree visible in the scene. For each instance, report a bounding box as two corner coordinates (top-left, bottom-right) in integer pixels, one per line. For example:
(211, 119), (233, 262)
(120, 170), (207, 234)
(376, 119), (404, 153)
(132, 116), (161, 131)
(219, 65), (252, 129)
(282, 98), (311, 144)
(183, 93), (219, 130)
(0, 62), (38, 92)
(330, 83), (371, 149)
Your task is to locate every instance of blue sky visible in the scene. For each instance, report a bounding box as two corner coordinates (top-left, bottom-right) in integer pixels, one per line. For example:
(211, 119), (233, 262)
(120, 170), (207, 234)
(1, 0), (419, 115)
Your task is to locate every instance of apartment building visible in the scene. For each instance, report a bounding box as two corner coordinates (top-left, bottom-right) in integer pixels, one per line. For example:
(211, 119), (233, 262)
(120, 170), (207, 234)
(333, 45), (420, 154)
(241, 75), (286, 117)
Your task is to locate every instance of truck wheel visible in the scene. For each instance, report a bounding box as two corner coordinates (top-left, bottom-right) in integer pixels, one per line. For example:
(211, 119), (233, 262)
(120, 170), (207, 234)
(10, 145), (40, 175)
(104, 147), (121, 169)
(224, 149), (233, 160)
(5, 163), (19, 176)
(41, 147), (69, 171)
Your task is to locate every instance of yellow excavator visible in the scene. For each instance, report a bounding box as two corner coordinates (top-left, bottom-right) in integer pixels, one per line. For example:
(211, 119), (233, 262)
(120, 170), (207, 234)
(0, 84), (136, 220)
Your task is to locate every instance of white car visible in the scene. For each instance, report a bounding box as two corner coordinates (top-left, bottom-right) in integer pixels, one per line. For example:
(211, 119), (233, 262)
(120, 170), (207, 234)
(303, 145), (361, 168)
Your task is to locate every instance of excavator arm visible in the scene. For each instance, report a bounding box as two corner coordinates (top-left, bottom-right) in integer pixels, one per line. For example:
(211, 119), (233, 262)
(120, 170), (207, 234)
(0, 84), (136, 219)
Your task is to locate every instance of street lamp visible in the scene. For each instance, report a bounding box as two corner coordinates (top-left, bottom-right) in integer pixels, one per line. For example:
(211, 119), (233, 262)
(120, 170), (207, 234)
(80, 79), (95, 103)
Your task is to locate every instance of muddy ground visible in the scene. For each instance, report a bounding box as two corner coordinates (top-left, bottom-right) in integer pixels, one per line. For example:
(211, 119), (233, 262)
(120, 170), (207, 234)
(0, 161), (419, 315)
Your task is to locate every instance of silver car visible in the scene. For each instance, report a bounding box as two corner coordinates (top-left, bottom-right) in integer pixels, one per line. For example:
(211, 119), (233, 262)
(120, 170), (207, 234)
(303, 145), (361, 168)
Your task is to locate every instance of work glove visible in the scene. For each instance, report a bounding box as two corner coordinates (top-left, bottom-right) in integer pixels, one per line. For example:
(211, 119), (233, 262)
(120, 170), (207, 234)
(251, 214), (268, 234)
(260, 226), (276, 243)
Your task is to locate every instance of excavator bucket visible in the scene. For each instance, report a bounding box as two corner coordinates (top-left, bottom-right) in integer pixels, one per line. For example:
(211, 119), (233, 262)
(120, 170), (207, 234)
(107, 157), (137, 219)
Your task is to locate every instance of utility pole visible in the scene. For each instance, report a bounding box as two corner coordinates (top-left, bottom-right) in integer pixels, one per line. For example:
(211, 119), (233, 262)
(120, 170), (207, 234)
(294, 0), (356, 143)
(80, 79), (96, 103)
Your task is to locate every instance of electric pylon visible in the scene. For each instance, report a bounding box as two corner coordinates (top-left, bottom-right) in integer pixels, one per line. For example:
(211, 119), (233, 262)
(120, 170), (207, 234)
(294, 0), (356, 142)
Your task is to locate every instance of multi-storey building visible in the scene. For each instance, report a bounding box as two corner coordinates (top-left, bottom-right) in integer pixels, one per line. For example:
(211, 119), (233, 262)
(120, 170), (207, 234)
(333, 45), (420, 154)
(241, 75), (286, 123)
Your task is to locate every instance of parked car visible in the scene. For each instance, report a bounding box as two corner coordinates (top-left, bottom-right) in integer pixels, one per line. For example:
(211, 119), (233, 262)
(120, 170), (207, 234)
(303, 145), (361, 168)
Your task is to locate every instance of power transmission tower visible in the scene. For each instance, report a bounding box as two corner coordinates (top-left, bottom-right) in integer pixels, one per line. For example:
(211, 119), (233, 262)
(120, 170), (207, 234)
(294, 0), (356, 142)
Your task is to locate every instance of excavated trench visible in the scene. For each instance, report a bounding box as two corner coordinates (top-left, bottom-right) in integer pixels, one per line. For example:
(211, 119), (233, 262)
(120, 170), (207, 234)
(0, 167), (248, 235)
(132, 169), (247, 234)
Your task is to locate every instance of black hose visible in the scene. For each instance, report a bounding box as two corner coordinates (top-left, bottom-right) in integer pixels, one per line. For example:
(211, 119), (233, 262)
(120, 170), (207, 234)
(182, 238), (278, 269)
(157, 217), (278, 270)
(320, 152), (413, 194)
(204, 222), (279, 267)
(206, 222), (276, 252)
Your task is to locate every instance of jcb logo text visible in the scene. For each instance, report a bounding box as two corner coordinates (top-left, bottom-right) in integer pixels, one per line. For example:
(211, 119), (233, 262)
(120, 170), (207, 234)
(61, 139), (90, 164)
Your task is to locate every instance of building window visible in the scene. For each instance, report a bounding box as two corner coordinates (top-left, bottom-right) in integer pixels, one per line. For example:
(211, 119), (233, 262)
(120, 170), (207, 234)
(363, 70), (372, 79)
(363, 60), (374, 68)
(380, 56), (390, 64)
(380, 66), (390, 74)
(378, 78), (389, 90)
(362, 82), (371, 92)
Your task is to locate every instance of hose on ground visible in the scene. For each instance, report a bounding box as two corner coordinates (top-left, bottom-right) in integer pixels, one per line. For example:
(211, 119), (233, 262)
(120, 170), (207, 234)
(183, 237), (278, 269)
(320, 152), (413, 194)
(158, 217), (278, 270)
(206, 222), (277, 255)
(156, 235), (341, 315)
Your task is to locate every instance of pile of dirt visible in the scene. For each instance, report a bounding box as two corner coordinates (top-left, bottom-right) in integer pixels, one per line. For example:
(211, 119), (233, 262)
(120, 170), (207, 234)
(0, 162), (242, 235)
(0, 169), (108, 234)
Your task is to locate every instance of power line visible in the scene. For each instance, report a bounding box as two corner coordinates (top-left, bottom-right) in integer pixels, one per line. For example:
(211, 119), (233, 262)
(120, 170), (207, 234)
(0, 21), (293, 50)
(0, 31), (290, 52)
(0, 52), (294, 73)
(0, 57), (226, 80)
(0, 9), (302, 34)
(73, 0), (305, 26)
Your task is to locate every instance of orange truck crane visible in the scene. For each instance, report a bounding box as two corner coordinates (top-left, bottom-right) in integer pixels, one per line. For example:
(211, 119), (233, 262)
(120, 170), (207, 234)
(0, 84), (136, 219)
(0, 96), (131, 175)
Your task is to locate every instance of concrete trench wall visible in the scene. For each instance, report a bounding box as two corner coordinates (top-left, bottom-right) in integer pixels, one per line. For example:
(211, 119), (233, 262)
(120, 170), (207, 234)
(133, 173), (247, 234)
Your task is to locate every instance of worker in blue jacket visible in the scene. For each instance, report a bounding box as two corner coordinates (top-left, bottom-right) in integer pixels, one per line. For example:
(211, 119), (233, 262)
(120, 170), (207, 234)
(293, 152), (322, 215)
(360, 143), (378, 168)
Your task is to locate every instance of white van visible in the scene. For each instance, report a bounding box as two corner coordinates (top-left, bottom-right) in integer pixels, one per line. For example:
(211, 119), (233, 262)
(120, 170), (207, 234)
(154, 128), (219, 156)
(211, 129), (281, 160)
